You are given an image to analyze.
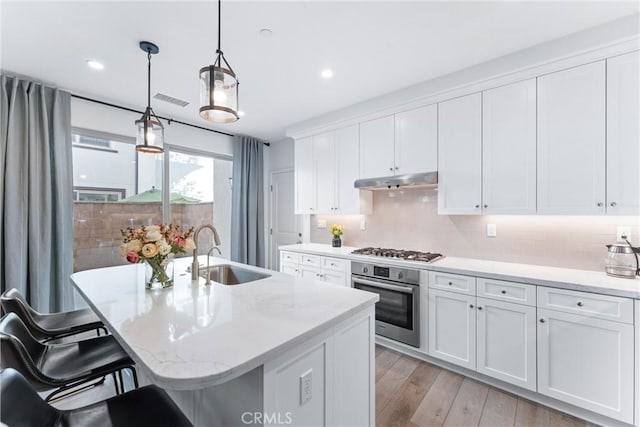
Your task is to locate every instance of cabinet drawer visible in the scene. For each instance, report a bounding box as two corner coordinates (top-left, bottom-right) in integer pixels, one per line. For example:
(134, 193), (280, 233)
(321, 256), (347, 272)
(537, 287), (633, 324)
(323, 271), (348, 287)
(280, 251), (300, 264)
(280, 262), (300, 277)
(477, 278), (535, 306)
(429, 271), (476, 295)
(301, 254), (321, 268)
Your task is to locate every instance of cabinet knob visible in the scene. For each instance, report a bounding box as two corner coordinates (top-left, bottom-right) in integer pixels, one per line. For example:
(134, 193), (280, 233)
(475, 205), (480, 209)
(483, 204), (488, 208)
(577, 301), (584, 307)
(448, 282), (453, 286)
(596, 202), (603, 207)
(395, 166), (399, 170)
(539, 318), (545, 323)
(501, 290), (507, 294)
(389, 167), (394, 171)
(478, 306), (483, 310)
(610, 202), (617, 207)
(469, 304), (474, 309)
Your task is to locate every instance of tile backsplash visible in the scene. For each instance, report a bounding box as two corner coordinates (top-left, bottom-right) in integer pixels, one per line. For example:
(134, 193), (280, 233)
(310, 188), (640, 271)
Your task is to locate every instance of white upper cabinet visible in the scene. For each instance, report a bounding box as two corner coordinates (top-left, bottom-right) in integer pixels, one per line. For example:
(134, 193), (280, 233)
(314, 131), (336, 213)
(335, 125), (368, 214)
(438, 93), (482, 214)
(482, 79), (537, 214)
(294, 137), (316, 214)
(359, 115), (395, 179)
(606, 51), (640, 215)
(537, 61), (606, 214)
(394, 105), (438, 175)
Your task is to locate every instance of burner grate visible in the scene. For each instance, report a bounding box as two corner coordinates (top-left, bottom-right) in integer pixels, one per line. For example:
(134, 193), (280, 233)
(351, 247), (443, 263)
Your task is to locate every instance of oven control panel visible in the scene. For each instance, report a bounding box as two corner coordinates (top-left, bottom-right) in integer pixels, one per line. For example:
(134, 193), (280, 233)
(351, 261), (420, 285)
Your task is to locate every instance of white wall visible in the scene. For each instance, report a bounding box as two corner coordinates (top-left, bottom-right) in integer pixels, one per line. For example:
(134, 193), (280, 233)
(71, 97), (234, 155)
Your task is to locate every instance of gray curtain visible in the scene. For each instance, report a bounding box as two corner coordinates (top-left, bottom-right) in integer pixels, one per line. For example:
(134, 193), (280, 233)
(230, 135), (265, 267)
(0, 75), (74, 312)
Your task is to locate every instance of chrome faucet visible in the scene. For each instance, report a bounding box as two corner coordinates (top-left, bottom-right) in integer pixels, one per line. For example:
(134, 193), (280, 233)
(204, 246), (222, 285)
(191, 224), (222, 280)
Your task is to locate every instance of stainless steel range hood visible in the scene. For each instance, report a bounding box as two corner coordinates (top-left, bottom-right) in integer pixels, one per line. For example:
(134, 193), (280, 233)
(354, 171), (438, 190)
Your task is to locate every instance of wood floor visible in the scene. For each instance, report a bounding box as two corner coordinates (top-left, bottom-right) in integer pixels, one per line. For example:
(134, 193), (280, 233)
(375, 345), (588, 427)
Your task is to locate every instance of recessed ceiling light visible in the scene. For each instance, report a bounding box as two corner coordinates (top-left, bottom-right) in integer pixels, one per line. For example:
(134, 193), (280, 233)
(259, 28), (273, 37)
(86, 60), (104, 70)
(238, 110), (245, 117)
(321, 69), (334, 79)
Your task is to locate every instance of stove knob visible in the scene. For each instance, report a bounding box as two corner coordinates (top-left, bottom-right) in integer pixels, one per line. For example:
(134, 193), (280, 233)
(363, 267), (369, 274)
(398, 272), (404, 279)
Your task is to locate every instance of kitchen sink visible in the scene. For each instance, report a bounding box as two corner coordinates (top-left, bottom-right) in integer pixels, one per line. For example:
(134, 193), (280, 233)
(200, 264), (271, 285)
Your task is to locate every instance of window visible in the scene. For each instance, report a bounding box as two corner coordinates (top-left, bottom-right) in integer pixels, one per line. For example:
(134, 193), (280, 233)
(71, 129), (232, 271)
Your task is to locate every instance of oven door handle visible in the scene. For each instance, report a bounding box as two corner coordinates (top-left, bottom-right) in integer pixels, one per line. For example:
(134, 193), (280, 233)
(353, 277), (415, 294)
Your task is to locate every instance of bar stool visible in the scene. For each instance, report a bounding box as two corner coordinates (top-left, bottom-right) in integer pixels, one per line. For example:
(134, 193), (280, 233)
(0, 368), (193, 427)
(0, 313), (137, 401)
(0, 288), (107, 342)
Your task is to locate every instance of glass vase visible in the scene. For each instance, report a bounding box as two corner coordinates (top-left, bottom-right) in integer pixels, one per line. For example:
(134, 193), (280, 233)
(144, 257), (174, 289)
(332, 236), (342, 248)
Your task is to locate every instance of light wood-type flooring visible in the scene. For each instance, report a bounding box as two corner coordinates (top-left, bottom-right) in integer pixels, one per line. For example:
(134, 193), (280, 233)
(376, 345), (589, 427)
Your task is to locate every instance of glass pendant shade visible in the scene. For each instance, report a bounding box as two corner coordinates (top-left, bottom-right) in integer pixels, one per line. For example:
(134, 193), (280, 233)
(199, 65), (239, 123)
(135, 109), (164, 153)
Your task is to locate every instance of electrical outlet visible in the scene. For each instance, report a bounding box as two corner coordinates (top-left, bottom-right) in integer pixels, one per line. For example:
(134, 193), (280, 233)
(317, 219), (327, 229)
(300, 370), (312, 405)
(617, 226), (632, 243)
(486, 223), (497, 237)
(360, 219), (367, 231)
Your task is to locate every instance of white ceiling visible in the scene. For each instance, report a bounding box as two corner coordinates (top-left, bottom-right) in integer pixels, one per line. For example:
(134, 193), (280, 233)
(1, 1), (638, 141)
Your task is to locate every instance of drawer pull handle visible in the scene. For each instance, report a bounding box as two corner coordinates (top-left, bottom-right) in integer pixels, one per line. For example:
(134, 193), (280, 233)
(469, 304), (474, 309)
(501, 290), (507, 294)
(577, 302), (584, 307)
(539, 318), (545, 323)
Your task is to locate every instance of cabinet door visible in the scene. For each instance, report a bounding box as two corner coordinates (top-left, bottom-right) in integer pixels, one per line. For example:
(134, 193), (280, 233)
(437, 93), (482, 215)
(394, 104), (437, 175)
(314, 131), (336, 214)
(428, 289), (476, 370)
(280, 262), (300, 277)
(476, 297), (536, 391)
(335, 125), (362, 214)
(300, 265), (322, 281)
(607, 51), (640, 215)
(359, 116), (395, 179)
(294, 137), (316, 214)
(537, 61), (606, 214)
(482, 79), (536, 214)
(537, 308), (634, 423)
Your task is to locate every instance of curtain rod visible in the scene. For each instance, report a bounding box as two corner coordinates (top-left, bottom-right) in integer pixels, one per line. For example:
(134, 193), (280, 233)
(71, 94), (270, 146)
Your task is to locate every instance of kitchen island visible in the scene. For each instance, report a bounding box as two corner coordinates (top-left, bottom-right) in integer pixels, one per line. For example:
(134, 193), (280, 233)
(71, 256), (378, 427)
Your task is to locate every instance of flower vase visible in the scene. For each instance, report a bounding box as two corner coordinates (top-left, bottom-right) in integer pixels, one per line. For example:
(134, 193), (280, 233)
(332, 236), (342, 248)
(144, 257), (174, 289)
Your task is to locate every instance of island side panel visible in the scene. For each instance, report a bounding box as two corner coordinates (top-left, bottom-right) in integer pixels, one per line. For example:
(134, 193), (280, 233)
(263, 305), (375, 427)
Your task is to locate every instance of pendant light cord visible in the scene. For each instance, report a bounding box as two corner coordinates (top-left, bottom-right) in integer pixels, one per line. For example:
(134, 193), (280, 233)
(147, 51), (152, 115)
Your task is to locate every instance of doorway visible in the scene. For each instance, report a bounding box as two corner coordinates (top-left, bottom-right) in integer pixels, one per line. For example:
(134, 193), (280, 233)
(269, 169), (302, 270)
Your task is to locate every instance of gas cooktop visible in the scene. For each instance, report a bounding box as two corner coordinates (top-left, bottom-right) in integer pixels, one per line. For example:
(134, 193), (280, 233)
(351, 247), (444, 263)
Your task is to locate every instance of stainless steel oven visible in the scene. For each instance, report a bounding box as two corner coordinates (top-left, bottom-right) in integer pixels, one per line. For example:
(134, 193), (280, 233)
(351, 261), (420, 347)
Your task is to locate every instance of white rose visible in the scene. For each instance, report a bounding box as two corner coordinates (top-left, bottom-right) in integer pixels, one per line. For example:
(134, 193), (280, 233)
(119, 244), (128, 257)
(184, 238), (196, 252)
(158, 239), (172, 256)
(126, 239), (142, 253)
(146, 230), (162, 242)
(145, 225), (161, 232)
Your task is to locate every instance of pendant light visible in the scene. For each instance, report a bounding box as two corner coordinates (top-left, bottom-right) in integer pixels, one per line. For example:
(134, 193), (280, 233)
(135, 41), (164, 153)
(199, 0), (239, 123)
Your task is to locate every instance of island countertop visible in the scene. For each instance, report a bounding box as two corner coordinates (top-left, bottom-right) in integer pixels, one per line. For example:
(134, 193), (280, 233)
(70, 256), (378, 391)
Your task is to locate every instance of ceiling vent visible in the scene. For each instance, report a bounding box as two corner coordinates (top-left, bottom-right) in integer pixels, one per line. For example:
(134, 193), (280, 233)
(153, 93), (189, 108)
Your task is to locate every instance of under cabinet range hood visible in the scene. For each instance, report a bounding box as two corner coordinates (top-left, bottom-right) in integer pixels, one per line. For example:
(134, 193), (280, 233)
(354, 171), (438, 190)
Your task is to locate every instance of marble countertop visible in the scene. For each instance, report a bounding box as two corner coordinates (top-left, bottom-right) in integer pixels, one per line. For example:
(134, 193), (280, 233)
(70, 256), (378, 390)
(279, 243), (640, 299)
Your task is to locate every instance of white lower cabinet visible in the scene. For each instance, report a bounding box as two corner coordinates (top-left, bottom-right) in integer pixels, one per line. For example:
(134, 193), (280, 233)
(476, 297), (536, 391)
(279, 251), (349, 286)
(428, 289), (476, 370)
(537, 308), (634, 424)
